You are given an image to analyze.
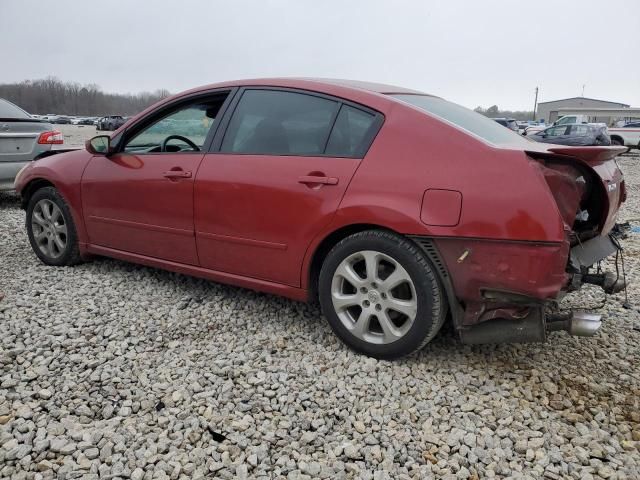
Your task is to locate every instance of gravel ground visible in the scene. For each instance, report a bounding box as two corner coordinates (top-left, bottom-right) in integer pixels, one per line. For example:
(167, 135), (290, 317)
(52, 124), (101, 149)
(1, 152), (640, 479)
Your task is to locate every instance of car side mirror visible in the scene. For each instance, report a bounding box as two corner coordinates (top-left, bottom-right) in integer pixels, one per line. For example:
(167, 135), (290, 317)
(86, 135), (113, 155)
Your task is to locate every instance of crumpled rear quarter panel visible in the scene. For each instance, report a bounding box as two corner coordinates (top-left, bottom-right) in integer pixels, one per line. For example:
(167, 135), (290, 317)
(433, 238), (570, 326)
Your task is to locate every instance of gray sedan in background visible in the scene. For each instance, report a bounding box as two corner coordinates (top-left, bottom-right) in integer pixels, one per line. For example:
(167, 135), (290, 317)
(528, 123), (611, 146)
(0, 99), (63, 191)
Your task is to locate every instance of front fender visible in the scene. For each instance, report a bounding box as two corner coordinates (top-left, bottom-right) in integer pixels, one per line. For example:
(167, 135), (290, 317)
(15, 150), (93, 247)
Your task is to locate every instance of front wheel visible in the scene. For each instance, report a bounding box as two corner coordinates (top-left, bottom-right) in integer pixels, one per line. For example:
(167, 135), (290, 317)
(611, 137), (624, 146)
(319, 230), (447, 359)
(26, 187), (81, 266)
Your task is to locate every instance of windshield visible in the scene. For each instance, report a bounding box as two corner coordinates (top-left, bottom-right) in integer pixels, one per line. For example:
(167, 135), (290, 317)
(390, 94), (530, 146)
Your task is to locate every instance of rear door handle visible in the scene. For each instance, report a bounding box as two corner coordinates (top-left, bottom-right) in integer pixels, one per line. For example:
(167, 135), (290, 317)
(298, 175), (339, 185)
(163, 170), (192, 179)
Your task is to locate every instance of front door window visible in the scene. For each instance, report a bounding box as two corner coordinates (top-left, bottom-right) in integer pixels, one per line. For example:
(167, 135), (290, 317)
(124, 95), (228, 153)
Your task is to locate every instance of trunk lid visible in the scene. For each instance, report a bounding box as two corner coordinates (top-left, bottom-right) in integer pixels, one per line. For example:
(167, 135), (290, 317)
(526, 145), (627, 240)
(0, 120), (53, 163)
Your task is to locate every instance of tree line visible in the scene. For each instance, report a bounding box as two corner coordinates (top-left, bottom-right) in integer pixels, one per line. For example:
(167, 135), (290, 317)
(1, 78), (538, 121)
(0, 77), (171, 116)
(474, 105), (535, 121)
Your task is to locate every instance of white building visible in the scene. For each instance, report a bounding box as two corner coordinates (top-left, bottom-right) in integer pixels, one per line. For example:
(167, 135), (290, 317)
(537, 97), (629, 123)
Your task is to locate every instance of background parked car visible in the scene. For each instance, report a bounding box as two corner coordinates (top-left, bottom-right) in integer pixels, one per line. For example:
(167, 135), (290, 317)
(74, 118), (96, 126)
(0, 98), (63, 191)
(521, 121), (547, 136)
(529, 123), (611, 146)
(53, 116), (72, 124)
(491, 117), (518, 131)
(40, 114), (59, 123)
(96, 115), (126, 131)
(608, 121), (640, 148)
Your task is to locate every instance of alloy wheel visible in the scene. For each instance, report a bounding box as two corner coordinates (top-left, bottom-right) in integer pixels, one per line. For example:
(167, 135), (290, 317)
(31, 199), (67, 259)
(331, 250), (417, 344)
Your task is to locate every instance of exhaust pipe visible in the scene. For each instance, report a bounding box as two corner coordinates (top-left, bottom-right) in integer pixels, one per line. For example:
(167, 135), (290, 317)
(547, 312), (602, 337)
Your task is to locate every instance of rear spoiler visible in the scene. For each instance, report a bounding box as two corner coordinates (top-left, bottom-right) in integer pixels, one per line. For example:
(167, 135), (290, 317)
(0, 117), (48, 123)
(34, 147), (82, 160)
(526, 146), (628, 166)
(547, 146), (628, 163)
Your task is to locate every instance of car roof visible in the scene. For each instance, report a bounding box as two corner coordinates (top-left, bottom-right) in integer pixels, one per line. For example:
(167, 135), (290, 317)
(215, 77), (428, 95)
(180, 77), (432, 98)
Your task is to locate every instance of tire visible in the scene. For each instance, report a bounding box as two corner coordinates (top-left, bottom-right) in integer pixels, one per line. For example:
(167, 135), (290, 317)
(611, 137), (624, 146)
(318, 230), (447, 359)
(26, 187), (81, 266)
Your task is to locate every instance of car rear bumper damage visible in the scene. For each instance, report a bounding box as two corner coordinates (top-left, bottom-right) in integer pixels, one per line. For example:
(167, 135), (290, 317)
(414, 233), (626, 345)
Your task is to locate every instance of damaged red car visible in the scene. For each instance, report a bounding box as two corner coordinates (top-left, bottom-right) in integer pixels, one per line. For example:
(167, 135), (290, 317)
(14, 78), (628, 359)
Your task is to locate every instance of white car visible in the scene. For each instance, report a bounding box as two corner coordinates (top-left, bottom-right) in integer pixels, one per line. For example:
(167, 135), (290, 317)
(523, 123), (546, 136)
(608, 122), (640, 149)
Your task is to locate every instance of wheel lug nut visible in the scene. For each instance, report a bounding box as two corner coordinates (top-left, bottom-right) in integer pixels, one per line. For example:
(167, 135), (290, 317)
(363, 300), (370, 307)
(360, 287), (368, 293)
(371, 282), (378, 289)
(381, 292), (387, 299)
(375, 304), (382, 311)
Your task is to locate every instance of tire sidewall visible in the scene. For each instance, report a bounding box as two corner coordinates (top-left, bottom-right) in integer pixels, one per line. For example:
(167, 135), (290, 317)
(319, 232), (444, 360)
(26, 187), (79, 266)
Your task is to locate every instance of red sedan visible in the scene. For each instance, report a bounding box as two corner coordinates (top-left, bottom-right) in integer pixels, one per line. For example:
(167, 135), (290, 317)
(14, 79), (628, 359)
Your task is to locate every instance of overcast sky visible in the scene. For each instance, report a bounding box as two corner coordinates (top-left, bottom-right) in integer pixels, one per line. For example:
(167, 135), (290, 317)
(1, 0), (639, 110)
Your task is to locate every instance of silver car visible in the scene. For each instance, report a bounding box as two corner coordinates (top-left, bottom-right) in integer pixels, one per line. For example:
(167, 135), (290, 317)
(0, 99), (63, 191)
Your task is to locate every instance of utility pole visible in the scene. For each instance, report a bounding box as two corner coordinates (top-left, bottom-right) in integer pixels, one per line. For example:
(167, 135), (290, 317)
(533, 87), (539, 121)
(582, 84), (586, 97)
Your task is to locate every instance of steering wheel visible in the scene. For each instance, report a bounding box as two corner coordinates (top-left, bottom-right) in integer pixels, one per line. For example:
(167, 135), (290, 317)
(161, 135), (200, 152)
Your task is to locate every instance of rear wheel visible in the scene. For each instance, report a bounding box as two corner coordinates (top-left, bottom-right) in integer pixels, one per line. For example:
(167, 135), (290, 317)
(319, 230), (447, 359)
(26, 187), (81, 266)
(611, 137), (624, 146)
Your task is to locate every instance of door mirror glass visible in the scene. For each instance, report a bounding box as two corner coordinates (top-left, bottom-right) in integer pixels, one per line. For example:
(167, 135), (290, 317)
(86, 135), (111, 154)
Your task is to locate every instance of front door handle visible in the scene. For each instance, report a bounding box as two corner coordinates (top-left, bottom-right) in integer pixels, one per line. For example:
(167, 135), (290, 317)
(163, 170), (192, 179)
(298, 175), (339, 186)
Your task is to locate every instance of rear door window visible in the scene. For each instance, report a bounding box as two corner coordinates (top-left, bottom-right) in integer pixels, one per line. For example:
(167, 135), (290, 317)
(325, 105), (377, 157)
(221, 90), (339, 155)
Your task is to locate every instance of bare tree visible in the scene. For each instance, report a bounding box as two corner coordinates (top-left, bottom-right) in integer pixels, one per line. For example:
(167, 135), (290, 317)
(0, 77), (171, 116)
